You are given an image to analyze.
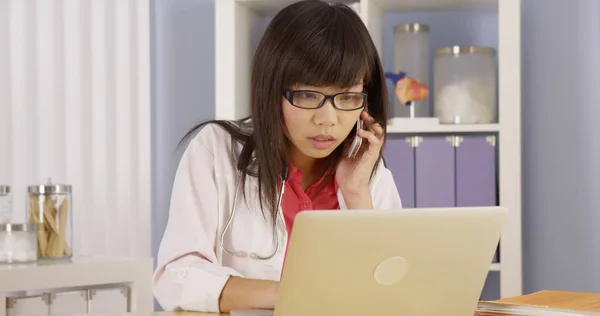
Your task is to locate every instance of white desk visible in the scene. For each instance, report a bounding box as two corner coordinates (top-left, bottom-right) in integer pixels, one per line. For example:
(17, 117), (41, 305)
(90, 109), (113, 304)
(0, 257), (154, 316)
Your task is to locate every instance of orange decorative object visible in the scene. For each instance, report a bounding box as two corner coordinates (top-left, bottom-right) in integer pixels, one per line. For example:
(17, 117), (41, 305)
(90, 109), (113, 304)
(395, 77), (430, 105)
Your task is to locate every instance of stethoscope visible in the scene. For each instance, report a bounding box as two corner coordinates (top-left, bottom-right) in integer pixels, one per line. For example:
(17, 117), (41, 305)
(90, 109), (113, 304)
(219, 164), (289, 260)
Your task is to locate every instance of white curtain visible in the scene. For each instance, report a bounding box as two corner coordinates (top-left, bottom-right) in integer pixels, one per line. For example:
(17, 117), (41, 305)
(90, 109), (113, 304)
(0, 0), (151, 258)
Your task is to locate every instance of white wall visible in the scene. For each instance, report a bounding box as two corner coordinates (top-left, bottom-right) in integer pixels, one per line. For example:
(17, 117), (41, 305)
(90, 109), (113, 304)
(150, 0), (215, 262)
(0, 0), (152, 258)
(521, 0), (600, 293)
(150, 0), (215, 310)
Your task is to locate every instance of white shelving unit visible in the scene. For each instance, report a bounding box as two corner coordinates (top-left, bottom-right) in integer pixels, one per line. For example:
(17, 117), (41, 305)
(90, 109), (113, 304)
(215, 0), (522, 298)
(387, 122), (501, 134)
(0, 257), (154, 316)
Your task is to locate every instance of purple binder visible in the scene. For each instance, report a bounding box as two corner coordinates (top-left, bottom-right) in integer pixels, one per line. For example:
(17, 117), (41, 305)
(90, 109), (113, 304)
(456, 135), (497, 207)
(456, 135), (499, 263)
(383, 137), (415, 208)
(415, 136), (455, 207)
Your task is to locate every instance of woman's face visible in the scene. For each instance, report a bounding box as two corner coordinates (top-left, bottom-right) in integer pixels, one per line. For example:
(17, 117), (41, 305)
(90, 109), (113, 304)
(282, 83), (365, 165)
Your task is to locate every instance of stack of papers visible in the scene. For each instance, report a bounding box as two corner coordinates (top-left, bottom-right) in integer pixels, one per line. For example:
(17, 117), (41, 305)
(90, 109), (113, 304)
(475, 290), (600, 316)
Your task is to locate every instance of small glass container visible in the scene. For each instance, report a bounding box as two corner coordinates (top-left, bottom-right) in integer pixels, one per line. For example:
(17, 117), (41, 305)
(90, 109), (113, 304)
(0, 185), (11, 224)
(393, 23), (430, 118)
(434, 45), (497, 124)
(26, 179), (72, 260)
(0, 223), (38, 264)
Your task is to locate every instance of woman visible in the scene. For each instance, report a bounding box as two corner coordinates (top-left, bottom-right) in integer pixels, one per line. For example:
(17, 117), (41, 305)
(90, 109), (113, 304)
(152, 0), (402, 313)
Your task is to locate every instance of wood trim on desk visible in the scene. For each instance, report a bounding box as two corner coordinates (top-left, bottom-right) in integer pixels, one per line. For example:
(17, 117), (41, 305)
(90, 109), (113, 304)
(49, 313), (226, 316)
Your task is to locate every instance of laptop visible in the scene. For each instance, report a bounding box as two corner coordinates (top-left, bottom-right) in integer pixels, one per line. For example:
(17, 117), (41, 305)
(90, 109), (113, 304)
(232, 206), (507, 316)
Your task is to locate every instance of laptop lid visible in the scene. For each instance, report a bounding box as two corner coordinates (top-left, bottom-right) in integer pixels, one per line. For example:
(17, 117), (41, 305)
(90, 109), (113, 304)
(273, 206), (507, 316)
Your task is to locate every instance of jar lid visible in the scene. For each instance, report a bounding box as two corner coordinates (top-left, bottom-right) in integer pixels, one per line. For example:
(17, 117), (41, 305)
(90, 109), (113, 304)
(0, 185), (9, 195)
(28, 178), (71, 194)
(394, 23), (429, 32)
(0, 223), (38, 232)
(435, 45), (496, 56)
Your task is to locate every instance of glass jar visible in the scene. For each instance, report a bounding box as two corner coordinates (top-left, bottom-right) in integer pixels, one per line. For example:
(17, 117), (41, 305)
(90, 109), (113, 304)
(434, 45), (497, 124)
(26, 180), (72, 260)
(0, 186), (11, 224)
(0, 223), (38, 264)
(393, 23), (430, 118)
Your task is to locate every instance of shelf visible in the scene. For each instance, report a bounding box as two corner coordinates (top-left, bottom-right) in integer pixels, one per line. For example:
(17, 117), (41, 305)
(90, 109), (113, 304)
(369, 0), (497, 12)
(490, 263), (501, 271)
(235, 0), (496, 16)
(236, 0), (357, 16)
(386, 122), (500, 134)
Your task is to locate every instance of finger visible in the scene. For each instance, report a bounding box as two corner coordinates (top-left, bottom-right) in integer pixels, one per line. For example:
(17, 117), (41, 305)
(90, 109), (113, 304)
(358, 128), (378, 143)
(361, 110), (377, 126)
(361, 112), (384, 136)
(368, 122), (384, 139)
(363, 120), (384, 142)
(358, 129), (382, 156)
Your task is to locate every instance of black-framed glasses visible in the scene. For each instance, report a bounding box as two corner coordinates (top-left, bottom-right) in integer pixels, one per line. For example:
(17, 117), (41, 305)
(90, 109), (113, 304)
(283, 90), (367, 111)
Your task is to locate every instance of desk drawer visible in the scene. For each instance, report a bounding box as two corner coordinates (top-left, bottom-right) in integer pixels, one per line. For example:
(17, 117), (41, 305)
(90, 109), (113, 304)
(49, 290), (87, 315)
(88, 287), (129, 313)
(6, 295), (48, 316)
(5, 285), (129, 316)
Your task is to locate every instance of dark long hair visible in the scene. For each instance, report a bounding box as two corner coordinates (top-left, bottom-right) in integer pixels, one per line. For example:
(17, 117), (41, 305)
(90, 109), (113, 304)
(180, 0), (389, 223)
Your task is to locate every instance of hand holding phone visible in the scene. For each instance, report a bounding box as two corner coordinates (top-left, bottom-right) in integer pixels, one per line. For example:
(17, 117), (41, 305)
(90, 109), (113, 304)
(336, 110), (385, 209)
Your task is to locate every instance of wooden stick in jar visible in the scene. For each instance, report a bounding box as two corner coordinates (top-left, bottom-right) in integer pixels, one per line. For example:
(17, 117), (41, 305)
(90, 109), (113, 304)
(45, 196), (71, 257)
(28, 193), (72, 258)
(50, 198), (67, 256)
(28, 195), (49, 256)
(42, 197), (59, 234)
(58, 198), (71, 256)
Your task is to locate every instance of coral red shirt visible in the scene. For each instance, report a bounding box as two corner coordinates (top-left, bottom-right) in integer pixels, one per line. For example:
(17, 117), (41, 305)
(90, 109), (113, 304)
(281, 163), (340, 262)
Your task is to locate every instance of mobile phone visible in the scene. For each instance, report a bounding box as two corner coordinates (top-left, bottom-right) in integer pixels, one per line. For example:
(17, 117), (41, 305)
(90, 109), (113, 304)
(347, 118), (363, 159)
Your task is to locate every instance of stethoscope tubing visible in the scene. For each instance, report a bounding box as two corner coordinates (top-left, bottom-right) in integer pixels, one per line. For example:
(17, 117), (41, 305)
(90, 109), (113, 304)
(219, 173), (287, 260)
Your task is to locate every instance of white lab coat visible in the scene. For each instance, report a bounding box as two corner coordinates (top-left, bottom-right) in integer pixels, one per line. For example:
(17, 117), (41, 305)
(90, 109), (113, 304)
(152, 123), (402, 313)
